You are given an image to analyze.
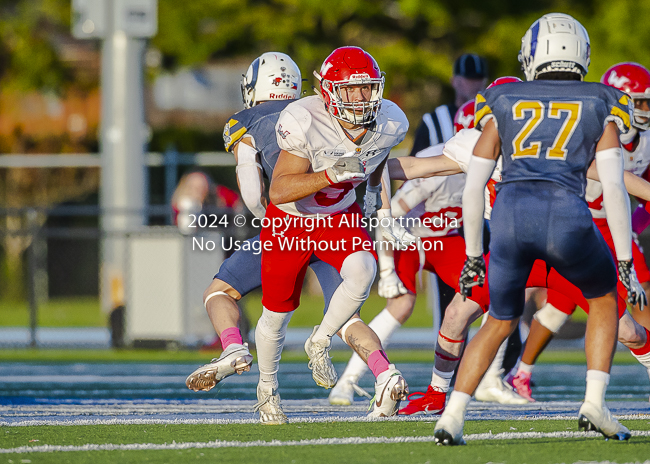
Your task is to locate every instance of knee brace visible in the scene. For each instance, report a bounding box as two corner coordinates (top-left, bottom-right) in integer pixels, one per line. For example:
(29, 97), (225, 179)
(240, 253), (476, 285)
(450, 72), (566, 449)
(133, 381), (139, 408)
(534, 303), (570, 334)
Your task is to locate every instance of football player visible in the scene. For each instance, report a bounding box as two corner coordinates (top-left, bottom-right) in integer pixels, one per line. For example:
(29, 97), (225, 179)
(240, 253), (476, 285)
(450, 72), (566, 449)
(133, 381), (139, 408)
(254, 46), (420, 424)
(435, 13), (641, 444)
(506, 62), (650, 401)
(186, 53), (409, 423)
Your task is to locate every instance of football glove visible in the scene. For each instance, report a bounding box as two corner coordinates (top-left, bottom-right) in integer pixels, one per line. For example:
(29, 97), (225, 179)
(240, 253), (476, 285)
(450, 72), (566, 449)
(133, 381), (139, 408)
(459, 256), (486, 300)
(618, 259), (647, 311)
(377, 209), (418, 249)
(364, 183), (382, 218)
(378, 268), (408, 299)
(325, 157), (365, 184)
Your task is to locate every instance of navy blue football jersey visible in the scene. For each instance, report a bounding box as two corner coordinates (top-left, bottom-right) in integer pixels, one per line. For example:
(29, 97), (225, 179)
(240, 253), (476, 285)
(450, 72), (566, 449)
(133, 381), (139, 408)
(475, 81), (633, 198)
(222, 100), (294, 180)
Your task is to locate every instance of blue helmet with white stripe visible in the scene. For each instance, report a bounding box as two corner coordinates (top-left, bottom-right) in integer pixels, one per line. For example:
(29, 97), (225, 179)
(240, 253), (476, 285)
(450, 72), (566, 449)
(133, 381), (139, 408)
(518, 13), (590, 81)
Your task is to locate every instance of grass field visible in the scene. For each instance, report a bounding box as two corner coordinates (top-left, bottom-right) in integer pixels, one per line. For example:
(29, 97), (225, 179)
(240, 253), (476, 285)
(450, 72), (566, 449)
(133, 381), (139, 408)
(2, 420), (650, 463)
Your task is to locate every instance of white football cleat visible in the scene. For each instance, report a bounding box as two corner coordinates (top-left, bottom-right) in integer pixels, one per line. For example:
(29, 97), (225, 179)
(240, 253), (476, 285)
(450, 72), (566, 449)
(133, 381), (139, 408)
(434, 410), (466, 446)
(367, 365), (409, 418)
(578, 401), (631, 441)
(329, 375), (356, 405)
(185, 343), (253, 392)
(474, 372), (529, 405)
(304, 326), (338, 389)
(329, 375), (372, 406)
(253, 384), (288, 425)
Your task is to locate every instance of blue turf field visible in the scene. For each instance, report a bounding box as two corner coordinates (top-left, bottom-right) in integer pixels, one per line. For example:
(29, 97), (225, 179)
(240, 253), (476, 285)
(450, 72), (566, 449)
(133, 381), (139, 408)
(1, 362), (649, 426)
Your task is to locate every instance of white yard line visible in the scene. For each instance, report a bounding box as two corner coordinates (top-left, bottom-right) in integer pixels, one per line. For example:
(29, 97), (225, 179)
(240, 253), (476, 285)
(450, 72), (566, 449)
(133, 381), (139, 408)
(2, 431), (650, 454)
(2, 412), (650, 427)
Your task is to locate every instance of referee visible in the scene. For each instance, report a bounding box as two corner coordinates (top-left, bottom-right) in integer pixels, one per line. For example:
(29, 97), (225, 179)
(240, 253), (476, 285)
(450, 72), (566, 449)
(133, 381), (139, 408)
(409, 53), (488, 156)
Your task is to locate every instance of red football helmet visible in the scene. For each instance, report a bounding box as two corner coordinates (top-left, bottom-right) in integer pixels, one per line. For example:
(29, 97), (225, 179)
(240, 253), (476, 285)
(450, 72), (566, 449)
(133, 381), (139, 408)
(314, 46), (384, 125)
(487, 76), (523, 89)
(454, 100), (475, 134)
(601, 62), (650, 131)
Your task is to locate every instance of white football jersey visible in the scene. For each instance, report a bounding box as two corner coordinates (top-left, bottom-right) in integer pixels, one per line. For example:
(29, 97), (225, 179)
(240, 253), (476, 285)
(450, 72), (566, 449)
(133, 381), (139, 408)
(393, 173), (466, 238)
(586, 130), (650, 218)
(275, 95), (408, 216)
(441, 128), (502, 219)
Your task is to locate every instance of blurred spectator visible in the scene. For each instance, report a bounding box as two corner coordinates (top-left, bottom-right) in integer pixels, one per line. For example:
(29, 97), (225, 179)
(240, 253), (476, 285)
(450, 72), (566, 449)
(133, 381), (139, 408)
(171, 171), (242, 235)
(409, 53), (488, 155)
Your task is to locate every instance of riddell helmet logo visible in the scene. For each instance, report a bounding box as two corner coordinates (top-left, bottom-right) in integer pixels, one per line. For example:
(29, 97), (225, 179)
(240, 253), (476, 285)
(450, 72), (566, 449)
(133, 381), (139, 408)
(269, 93), (294, 100)
(608, 71), (630, 88)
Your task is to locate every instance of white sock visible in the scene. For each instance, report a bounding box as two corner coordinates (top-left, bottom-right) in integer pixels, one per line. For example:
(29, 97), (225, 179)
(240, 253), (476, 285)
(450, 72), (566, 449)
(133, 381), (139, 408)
(255, 307), (294, 390)
(340, 308), (402, 381)
(485, 338), (507, 378)
(312, 252), (376, 344)
(431, 367), (455, 392)
(585, 370), (610, 407)
(446, 390), (472, 417)
(518, 362), (534, 375)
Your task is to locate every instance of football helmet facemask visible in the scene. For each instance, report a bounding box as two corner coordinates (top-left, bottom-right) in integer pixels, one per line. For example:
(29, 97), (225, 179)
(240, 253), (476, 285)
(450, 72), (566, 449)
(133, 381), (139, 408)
(241, 52), (301, 109)
(314, 46), (384, 125)
(602, 62), (650, 131)
(518, 13), (590, 81)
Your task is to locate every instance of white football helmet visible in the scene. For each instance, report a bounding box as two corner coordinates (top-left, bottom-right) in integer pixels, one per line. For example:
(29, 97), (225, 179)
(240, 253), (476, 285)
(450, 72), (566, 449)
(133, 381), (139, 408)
(518, 13), (590, 81)
(241, 52), (301, 109)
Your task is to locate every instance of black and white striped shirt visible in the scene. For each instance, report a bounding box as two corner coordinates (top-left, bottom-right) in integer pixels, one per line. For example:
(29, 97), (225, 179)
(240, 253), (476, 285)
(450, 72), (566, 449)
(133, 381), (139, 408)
(408, 103), (457, 156)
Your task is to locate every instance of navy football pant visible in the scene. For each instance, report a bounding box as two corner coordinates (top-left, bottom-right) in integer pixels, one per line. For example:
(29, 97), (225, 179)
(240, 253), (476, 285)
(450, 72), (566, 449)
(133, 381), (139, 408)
(488, 181), (617, 321)
(215, 235), (342, 313)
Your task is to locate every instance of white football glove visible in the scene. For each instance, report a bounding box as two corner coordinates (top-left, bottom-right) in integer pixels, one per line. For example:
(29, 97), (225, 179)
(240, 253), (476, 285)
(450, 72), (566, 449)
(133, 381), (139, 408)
(376, 209), (418, 249)
(364, 183), (382, 218)
(325, 156), (365, 184)
(378, 268), (408, 299)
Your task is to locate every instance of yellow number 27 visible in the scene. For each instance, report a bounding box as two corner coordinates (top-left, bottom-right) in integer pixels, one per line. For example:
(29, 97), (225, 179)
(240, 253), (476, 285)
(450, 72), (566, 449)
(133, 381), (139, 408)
(511, 100), (583, 161)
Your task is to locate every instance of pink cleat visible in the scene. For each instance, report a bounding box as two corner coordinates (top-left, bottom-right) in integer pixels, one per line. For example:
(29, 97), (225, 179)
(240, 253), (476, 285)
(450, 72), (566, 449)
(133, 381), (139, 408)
(506, 371), (535, 402)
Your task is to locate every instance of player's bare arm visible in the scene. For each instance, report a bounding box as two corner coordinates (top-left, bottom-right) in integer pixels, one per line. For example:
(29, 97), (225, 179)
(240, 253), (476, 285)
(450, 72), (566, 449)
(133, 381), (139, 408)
(588, 162), (650, 203)
(387, 154), (462, 180)
(268, 150), (331, 205)
(473, 119), (501, 161)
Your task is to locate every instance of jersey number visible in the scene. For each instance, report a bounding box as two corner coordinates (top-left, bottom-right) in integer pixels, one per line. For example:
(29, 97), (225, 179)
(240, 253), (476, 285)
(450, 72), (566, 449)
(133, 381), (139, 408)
(511, 100), (583, 160)
(314, 183), (354, 207)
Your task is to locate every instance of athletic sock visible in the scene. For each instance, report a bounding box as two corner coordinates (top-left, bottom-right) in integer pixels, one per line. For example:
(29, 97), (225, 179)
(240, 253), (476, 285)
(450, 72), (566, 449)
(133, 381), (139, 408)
(368, 350), (391, 379)
(445, 390), (472, 417)
(255, 308), (293, 391)
(631, 329), (650, 377)
(485, 338), (507, 378)
(312, 253), (376, 344)
(431, 367), (454, 392)
(220, 327), (243, 350)
(585, 370), (610, 407)
(517, 361), (534, 376)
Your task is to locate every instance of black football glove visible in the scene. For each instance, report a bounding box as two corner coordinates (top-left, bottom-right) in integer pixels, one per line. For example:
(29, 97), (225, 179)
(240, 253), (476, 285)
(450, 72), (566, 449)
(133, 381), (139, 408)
(459, 256), (486, 300)
(618, 259), (647, 311)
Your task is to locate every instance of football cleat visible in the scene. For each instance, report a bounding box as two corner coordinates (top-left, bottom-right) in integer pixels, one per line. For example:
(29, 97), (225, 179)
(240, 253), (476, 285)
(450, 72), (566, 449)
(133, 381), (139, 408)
(185, 343), (253, 392)
(505, 371), (535, 402)
(398, 385), (446, 415)
(578, 401), (631, 441)
(368, 365), (409, 418)
(304, 326), (338, 389)
(474, 372), (529, 405)
(433, 411), (466, 446)
(253, 384), (288, 425)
